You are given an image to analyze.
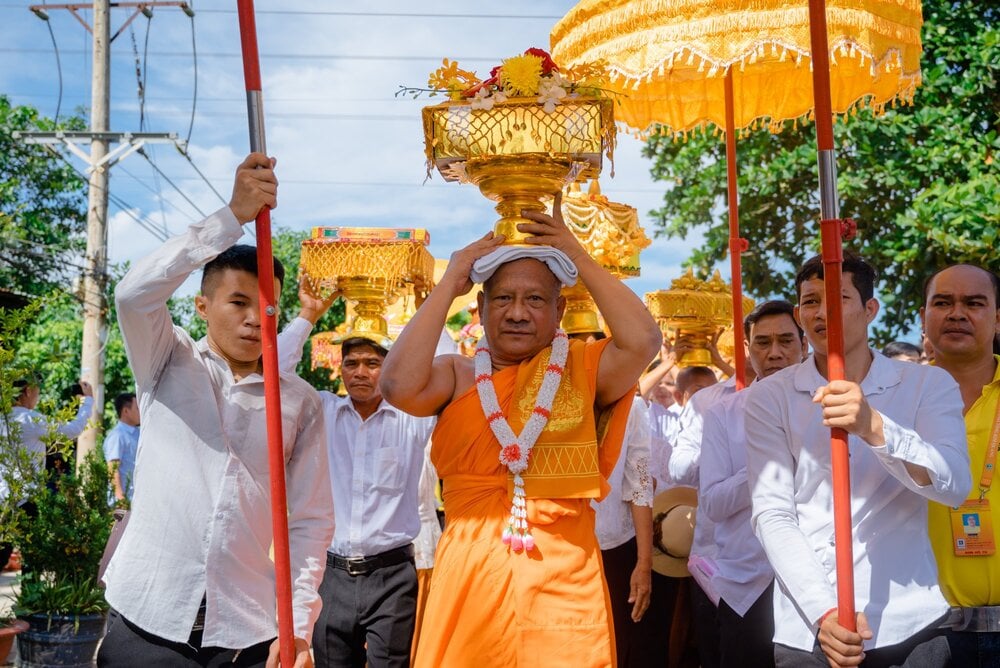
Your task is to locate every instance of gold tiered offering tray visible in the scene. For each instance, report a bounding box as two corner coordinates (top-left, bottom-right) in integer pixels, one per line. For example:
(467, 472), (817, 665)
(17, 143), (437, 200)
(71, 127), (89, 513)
(422, 97), (614, 182)
(300, 227), (435, 290)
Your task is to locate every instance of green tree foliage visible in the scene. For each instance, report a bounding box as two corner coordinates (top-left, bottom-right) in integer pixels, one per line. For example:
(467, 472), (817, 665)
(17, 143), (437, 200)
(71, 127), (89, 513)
(642, 0), (998, 341)
(0, 96), (88, 297)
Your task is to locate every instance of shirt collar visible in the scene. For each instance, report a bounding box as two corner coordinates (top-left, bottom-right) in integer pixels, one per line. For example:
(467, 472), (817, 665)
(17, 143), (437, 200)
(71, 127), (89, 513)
(195, 337), (297, 383)
(793, 349), (902, 396)
(331, 393), (398, 421)
(117, 421), (140, 436)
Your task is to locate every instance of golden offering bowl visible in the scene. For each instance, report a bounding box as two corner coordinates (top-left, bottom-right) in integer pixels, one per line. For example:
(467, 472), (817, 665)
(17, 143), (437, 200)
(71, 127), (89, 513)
(645, 269), (754, 369)
(560, 282), (602, 336)
(422, 97), (615, 244)
(558, 180), (649, 277)
(300, 228), (435, 348)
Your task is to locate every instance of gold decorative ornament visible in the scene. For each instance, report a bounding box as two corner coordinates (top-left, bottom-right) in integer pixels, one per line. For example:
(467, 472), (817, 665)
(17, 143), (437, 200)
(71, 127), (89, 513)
(556, 180), (649, 335)
(416, 49), (616, 244)
(299, 227), (435, 348)
(645, 269), (754, 368)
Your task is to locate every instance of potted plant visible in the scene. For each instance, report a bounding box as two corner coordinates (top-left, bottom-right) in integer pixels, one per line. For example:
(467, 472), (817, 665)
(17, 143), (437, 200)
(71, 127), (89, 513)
(0, 305), (114, 666)
(0, 616), (29, 664)
(11, 451), (112, 667)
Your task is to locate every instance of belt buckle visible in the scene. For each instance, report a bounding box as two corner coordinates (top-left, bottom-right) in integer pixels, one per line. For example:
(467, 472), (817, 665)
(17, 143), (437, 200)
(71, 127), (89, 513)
(345, 557), (368, 576)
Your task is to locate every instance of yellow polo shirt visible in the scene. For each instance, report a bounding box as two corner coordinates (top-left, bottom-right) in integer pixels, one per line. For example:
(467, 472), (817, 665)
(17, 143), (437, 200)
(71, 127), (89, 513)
(929, 356), (1000, 607)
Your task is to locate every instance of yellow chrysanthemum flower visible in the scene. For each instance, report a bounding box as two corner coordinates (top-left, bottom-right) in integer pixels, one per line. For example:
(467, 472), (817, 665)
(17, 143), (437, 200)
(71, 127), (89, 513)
(499, 54), (543, 97)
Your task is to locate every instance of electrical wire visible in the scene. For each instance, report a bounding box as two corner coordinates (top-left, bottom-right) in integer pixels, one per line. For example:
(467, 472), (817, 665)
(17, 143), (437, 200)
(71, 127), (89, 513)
(175, 146), (227, 206)
(186, 1), (198, 145)
(43, 145), (169, 242)
(41, 1), (63, 126)
(118, 163), (196, 225)
(136, 146), (206, 218)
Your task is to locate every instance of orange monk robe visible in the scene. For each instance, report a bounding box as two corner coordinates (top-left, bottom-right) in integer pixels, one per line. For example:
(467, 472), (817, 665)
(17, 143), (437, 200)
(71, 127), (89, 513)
(414, 338), (633, 668)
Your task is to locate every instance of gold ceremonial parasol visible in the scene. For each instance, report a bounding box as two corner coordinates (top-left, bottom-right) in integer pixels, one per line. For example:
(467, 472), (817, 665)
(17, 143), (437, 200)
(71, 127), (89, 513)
(555, 179), (650, 335)
(300, 227), (435, 349)
(554, 0), (923, 628)
(552, 0), (922, 388)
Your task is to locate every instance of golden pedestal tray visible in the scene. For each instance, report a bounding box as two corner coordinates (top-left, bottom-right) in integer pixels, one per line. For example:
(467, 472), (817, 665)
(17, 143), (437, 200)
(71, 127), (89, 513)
(557, 180), (650, 335)
(646, 269), (754, 368)
(300, 227), (435, 348)
(422, 97), (615, 244)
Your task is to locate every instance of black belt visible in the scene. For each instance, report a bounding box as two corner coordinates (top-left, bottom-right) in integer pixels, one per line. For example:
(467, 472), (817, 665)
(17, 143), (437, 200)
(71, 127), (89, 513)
(329, 544), (414, 576)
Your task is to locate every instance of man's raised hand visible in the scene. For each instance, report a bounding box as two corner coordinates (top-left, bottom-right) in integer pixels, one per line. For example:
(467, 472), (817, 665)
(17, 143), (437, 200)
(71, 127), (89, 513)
(438, 232), (505, 298)
(229, 153), (278, 223)
(518, 191), (586, 261)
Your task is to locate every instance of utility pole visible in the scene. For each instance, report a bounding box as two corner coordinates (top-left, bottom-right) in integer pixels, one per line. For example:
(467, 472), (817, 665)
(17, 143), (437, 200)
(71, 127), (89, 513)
(78, 0), (111, 461)
(22, 1), (195, 465)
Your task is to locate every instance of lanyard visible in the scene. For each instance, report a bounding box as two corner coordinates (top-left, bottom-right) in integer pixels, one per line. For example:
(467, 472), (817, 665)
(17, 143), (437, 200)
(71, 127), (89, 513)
(979, 393), (1000, 496)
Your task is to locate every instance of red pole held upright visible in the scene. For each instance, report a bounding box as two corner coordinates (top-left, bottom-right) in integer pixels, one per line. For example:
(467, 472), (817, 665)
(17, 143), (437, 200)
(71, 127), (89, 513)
(724, 69), (748, 390)
(807, 0), (856, 631)
(235, 2), (297, 664)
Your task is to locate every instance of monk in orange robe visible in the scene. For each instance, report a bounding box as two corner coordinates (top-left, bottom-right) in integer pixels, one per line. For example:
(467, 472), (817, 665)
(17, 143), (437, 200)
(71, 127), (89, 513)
(381, 192), (662, 668)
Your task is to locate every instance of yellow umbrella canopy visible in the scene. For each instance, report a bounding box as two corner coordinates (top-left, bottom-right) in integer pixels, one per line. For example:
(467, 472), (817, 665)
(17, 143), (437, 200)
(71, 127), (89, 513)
(550, 0), (923, 135)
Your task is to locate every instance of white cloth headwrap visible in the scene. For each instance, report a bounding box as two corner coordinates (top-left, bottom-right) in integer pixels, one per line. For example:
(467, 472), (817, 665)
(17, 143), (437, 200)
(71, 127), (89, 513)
(469, 246), (578, 287)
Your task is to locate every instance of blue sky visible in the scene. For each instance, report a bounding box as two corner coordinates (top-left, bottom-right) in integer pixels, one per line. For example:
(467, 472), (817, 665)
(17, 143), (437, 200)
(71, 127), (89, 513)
(0, 0), (704, 300)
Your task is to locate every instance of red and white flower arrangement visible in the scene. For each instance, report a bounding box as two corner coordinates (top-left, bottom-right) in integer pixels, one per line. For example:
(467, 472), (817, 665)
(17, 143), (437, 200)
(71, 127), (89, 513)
(474, 330), (570, 553)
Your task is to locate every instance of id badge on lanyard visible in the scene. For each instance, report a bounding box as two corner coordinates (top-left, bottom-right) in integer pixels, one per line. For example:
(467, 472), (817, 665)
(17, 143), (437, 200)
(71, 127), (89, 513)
(951, 396), (1000, 557)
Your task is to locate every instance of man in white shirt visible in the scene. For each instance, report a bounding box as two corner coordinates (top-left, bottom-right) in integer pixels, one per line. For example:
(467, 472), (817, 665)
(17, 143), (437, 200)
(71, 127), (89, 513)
(278, 289), (435, 668)
(103, 392), (140, 504)
(745, 253), (970, 668)
(99, 153), (334, 668)
(1, 377), (94, 570)
(700, 300), (807, 667)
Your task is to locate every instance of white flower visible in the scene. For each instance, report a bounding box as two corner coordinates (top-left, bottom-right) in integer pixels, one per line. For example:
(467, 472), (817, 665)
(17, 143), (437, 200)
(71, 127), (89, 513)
(492, 90), (508, 104)
(537, 78), (567, 113)
(469, 87), (495, 111)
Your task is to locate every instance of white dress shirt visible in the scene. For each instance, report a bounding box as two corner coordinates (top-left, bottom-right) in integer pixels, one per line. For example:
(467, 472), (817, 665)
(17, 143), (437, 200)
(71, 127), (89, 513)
(413, 442), (442, 570)
(105, 207), (334, 648)
(593, 396), (654, 550)
(1, 398), (93, 500)
(648, 401), (680, 493)
(745, 352), (971, 651)
(666, 378), (736, 565)
(699, 389), (773, 616)
(278, 317), (435, 558)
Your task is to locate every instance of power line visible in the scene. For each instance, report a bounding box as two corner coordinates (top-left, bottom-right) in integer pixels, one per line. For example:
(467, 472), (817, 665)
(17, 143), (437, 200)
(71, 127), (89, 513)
(0, 46), (504, 63)
(185, 2), (197, 145)
(43, 145), (169, 242)
(0, 5), (562, 19)
(117, 162), (197, 225)
(40, 1), (64, 126)
(136, 146), (206, 218)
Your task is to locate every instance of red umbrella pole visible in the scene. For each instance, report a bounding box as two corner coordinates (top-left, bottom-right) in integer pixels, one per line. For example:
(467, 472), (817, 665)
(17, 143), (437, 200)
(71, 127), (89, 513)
(808, 0), (856, 631)
(236, 2), (296, 664)
(724, 69), (748, 390)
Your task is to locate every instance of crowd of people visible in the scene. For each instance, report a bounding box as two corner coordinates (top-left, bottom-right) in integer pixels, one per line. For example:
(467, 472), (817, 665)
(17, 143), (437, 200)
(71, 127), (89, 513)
(3, 153), (998, 668)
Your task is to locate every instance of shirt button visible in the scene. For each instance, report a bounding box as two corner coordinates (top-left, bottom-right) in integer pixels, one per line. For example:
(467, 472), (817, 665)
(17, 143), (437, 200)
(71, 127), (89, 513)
(216, 512), (224, 520)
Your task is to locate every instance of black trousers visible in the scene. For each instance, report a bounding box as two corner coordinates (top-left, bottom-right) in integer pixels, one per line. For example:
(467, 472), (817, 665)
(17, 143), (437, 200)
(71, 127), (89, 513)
(774, 615), (951, 668)
(603, 537), (680, 667)
(97, 609), (273, 667)
(717, 582), (775, 668)
(312, 553), (418, 668)
(691, 577), (722, 668)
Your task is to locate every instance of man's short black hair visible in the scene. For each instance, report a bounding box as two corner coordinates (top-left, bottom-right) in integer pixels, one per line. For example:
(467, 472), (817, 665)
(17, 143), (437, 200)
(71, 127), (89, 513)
(882, 341), (922, 359)
(201, 244), (285, 295)
(795, 251), (877, 303)
(675, 366), (715, 394)
(114, 392), (136, 417)
(743, 299), (802, 339)
(921, 264), (1000, 307)
(340, 337), (388, 360)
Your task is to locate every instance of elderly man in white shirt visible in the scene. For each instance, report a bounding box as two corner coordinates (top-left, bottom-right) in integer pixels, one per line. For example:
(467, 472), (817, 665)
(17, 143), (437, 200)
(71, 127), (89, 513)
(278, 286), (435, 668)
(100, 154), (334, 668)
(745, 253), (970, 668)
(700, 300), (807, 667)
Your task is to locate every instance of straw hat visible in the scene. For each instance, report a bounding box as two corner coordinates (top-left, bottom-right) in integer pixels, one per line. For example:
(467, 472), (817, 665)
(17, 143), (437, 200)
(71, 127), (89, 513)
(651, 486), (698, 578)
